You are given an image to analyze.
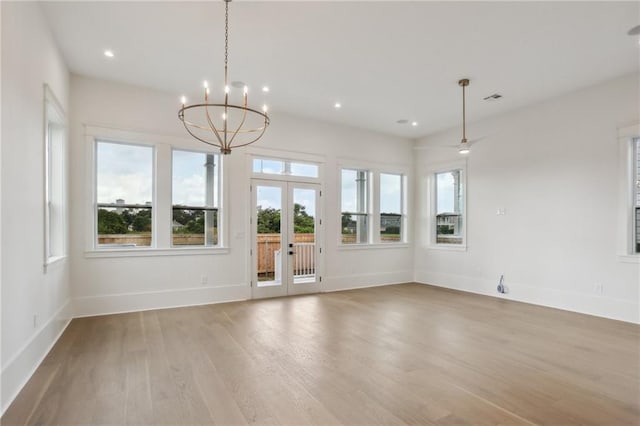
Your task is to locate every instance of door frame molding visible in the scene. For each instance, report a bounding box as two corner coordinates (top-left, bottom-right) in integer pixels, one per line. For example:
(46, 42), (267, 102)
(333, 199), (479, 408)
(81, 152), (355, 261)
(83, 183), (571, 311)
(249, 178), (324, 299)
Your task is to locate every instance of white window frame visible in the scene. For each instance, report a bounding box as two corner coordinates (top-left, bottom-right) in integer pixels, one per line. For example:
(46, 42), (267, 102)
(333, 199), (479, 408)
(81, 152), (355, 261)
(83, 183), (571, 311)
(94, 139), (155, 249)
(338, 160), (411, 249)
(340, 167), (372, 245)
(43, 84), (67, 268)
(249, 152), (322, 184)
(633, 138), (640, 255)
(171, 148), (222, 248)
(84, 126), (229, 258)
(378, 172), (407, 244)
(617, 123), (640, 263)
(428, 160), (467, 251)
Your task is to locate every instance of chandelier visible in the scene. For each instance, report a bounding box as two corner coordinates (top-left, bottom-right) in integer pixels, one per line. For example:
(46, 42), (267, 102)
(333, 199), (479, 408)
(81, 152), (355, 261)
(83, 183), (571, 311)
(178, 0), (269, 155)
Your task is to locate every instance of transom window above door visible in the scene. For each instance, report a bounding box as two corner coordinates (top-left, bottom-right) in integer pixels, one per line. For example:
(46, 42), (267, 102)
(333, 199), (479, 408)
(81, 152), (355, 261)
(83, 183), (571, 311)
(252, 157), (319, 179)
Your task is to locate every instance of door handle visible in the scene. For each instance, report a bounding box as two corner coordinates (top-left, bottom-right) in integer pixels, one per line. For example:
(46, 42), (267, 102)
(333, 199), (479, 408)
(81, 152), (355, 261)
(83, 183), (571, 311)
(288, 251), (295, 255)
(288, 243), (294, 248)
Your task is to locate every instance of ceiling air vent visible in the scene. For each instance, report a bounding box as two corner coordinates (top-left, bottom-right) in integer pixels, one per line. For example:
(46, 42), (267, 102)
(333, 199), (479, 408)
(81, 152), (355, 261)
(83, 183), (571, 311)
(483, 93), (502, 101)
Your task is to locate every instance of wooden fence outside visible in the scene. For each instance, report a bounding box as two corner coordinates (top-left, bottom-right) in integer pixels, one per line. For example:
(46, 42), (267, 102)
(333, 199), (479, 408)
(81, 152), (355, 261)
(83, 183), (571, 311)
(97, 233), (316, 276)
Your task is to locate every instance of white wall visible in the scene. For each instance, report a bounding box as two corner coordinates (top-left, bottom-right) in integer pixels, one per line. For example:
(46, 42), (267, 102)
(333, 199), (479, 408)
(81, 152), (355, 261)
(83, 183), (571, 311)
(69, 75), (414, 317)
(1, 2), (71, 414)
(414, 73), (640, 323)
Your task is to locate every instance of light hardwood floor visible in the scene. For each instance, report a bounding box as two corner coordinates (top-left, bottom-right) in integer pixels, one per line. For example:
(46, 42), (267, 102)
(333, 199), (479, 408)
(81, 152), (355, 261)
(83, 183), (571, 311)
(2, 283), (639, 425)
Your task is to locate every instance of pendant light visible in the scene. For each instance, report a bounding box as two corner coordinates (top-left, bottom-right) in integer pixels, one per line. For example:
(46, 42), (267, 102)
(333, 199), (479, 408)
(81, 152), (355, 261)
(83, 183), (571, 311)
(458, 78), (470, 155)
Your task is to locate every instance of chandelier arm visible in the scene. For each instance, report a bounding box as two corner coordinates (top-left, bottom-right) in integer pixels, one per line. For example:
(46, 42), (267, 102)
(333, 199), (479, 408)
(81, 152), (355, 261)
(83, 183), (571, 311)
(180, 119), (217, 132)
(203, 103), (226, 146)
(226, 105), (249, 146)
(181, 120), (223, 149)
(228, 120), (268, 149)
(182, 117), (267, 134)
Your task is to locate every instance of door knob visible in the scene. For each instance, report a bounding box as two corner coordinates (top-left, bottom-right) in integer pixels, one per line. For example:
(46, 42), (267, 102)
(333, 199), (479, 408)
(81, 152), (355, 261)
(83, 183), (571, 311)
(288, 251), (294, 255)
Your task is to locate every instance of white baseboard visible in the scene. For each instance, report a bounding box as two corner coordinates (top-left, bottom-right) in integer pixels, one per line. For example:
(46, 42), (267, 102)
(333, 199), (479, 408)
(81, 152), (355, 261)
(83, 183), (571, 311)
(322, 270), (413, 292)
(1, 299), (73, 416)
(415, 270), (639, 324)
(73, 283), (250, 318)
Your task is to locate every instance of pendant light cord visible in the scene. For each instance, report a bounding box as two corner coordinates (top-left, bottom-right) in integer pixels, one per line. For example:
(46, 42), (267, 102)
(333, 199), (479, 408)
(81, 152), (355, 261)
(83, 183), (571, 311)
(462, 83), (466, 141)
(224, 0), (229, 87)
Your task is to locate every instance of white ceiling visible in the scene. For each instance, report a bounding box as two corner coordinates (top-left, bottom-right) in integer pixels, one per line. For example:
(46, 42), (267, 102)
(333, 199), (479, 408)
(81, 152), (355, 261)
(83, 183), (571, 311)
(41, 1), (640, 138)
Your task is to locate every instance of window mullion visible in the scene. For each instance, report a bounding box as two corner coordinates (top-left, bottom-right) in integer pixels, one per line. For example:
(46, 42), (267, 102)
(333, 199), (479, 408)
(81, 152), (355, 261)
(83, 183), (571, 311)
(155, 144), (172, 248)
(371, 171), (380, 243)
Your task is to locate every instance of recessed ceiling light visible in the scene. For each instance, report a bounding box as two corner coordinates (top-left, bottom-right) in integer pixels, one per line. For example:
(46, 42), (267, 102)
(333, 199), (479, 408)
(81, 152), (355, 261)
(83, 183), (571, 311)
(396, 119), (409, 124)
(411, 121), (418, 127)
(262, 86), (270, 93)
(231, 81), (246, 88)
(104, 49), (114, 58)
(334, 102), (342, 109)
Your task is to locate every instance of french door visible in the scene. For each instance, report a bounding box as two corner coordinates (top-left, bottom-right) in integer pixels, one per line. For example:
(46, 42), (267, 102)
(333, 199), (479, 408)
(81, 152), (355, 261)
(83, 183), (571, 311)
(251, 179), (321, 299)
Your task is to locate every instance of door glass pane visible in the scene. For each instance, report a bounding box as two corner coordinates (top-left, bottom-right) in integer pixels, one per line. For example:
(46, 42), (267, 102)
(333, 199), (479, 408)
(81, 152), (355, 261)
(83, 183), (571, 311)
(292, 188), (316, 284)
(256, 186), (282, 286)
(289, 162), (319, 178)
(253, 159), (285, 174)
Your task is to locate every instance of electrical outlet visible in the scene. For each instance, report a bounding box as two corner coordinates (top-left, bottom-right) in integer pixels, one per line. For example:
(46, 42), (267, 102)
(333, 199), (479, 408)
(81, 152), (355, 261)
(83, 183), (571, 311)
(594, 283), (603, 294)
(201, 275), (208, 286)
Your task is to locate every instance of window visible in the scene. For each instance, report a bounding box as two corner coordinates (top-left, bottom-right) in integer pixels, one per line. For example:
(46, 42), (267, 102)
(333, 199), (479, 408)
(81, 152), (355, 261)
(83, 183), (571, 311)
(435, 169), (464, 245)
(341, 169), (370, 244)
(96, 141), (153, 247)
(172, 150), (220, 247)
(380, 173), (404, 243)
(252, 157), (319, 178)
(634, 138), (640, 253)
(44, 85), (66, 264)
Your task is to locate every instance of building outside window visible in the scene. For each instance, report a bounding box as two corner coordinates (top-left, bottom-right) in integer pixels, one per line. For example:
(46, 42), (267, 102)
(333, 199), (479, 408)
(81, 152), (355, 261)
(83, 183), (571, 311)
(172, 150), (220, 247)
(341, 169), (369, 244)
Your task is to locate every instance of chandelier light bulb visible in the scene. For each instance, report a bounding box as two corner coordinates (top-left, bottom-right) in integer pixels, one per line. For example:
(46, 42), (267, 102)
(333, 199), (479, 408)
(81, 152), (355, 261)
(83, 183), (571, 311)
(225, 85), (230, 94)
(243, 86), (248, 95)
(262, 86), (270, 93)
(203, 81), (209, 89)
(180, 96), (186, 105)
(222, 113), (227, 121)
(263, 104), (268, 112)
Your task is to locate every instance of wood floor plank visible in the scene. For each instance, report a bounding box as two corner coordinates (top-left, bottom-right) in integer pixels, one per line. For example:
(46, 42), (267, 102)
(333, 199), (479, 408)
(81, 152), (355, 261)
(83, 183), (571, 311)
(2, 283), (639, 425)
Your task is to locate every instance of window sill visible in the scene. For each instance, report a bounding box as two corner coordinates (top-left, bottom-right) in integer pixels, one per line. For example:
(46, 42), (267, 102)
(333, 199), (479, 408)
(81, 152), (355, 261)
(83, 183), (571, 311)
(44, 255), (67, 269)
(427, 244), (467, 252)
(85, 247), (230, 258)
(617, 254), (640, 264)
(337, 243), (410, 251)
